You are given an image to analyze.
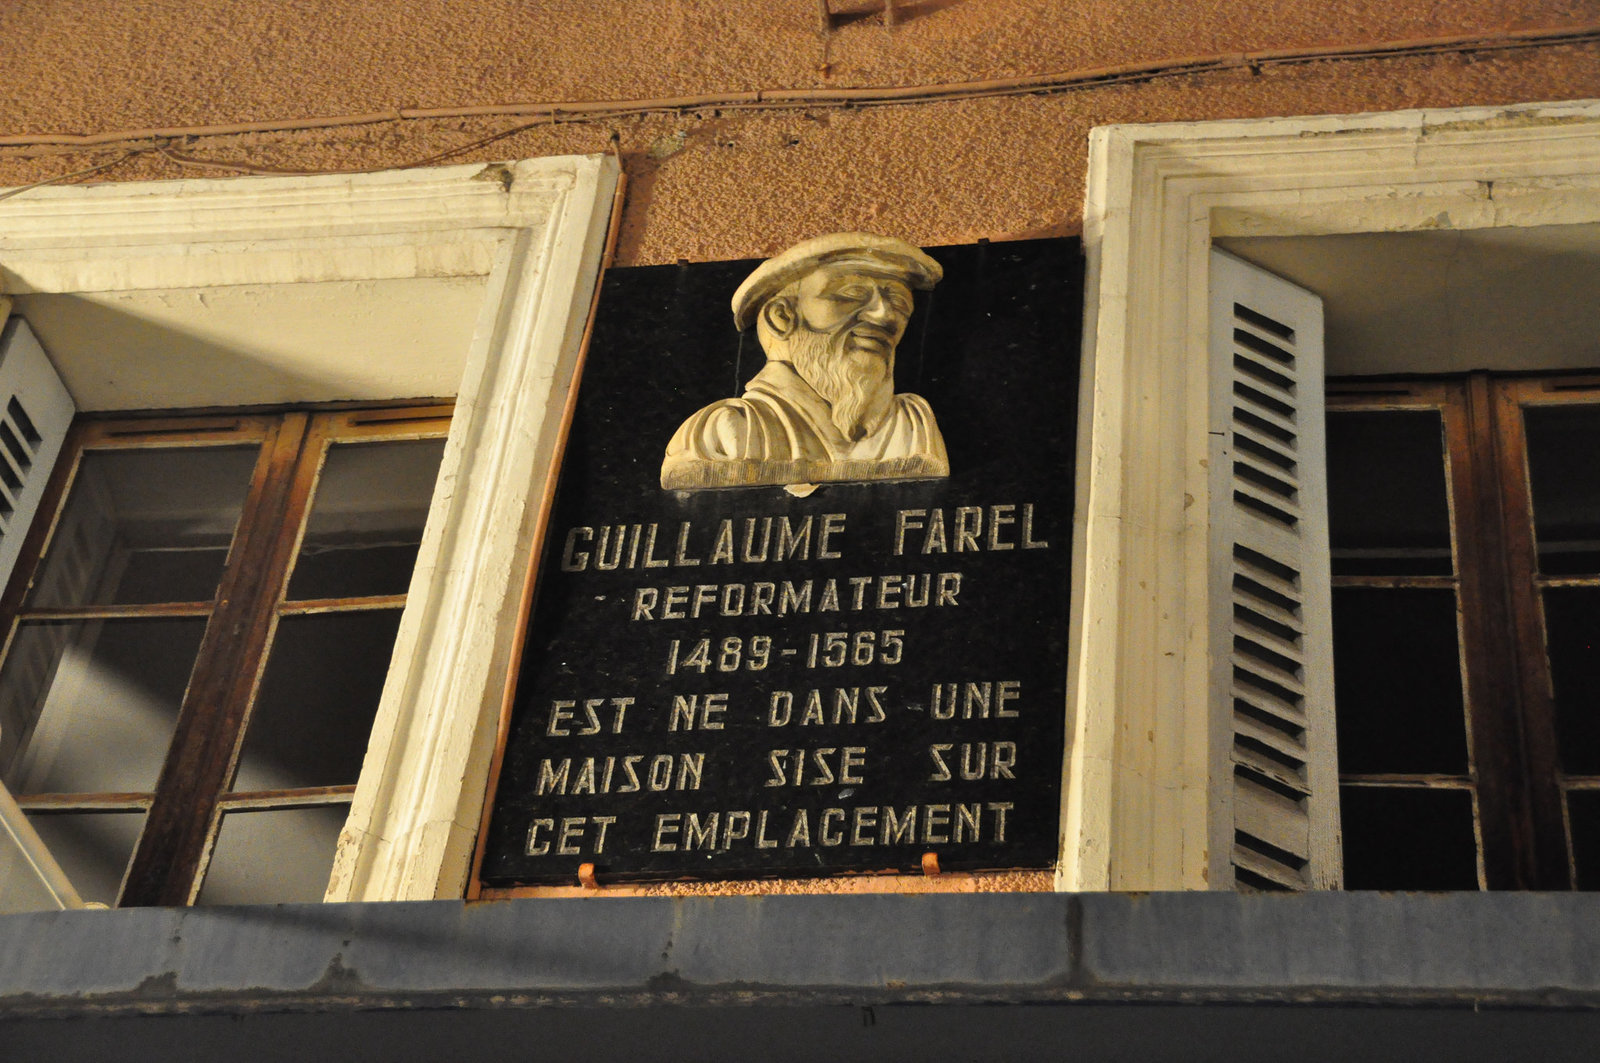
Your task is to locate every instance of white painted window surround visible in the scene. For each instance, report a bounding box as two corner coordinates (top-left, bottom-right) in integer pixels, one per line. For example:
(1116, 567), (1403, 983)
(0, 157), (620, 903)
(1063, 98), (1600, 892)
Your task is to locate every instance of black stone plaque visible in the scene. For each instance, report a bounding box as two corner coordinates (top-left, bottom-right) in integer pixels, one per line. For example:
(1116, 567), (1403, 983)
(479, 238), (1082, 885)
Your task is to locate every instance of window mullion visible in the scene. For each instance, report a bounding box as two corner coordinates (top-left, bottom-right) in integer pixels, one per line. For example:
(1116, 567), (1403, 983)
(1449, 374), (1543, 889)
(120, 413), (322, 907)
(196, 410), (448, 904)
(1489, 377), (1573, 889)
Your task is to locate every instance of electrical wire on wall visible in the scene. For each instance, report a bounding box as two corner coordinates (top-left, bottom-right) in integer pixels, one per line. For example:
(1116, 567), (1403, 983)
(0, 22), (1596, 191)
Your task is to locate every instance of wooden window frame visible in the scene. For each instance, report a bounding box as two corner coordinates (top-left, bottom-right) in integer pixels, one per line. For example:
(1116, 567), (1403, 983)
(4, 403), (450, 906)
(1328, 372), (1600, 890)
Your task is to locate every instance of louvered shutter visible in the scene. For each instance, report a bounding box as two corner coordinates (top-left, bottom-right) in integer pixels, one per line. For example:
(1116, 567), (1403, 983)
(0, 310), (75, 596)
(0, 302), (81, 910)
(1207, 249), (1340, 890)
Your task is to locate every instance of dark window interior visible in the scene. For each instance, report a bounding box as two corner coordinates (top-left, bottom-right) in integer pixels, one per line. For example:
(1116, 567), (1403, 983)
(0, 405), (450, 906)
(1327, 374), (1600, 891)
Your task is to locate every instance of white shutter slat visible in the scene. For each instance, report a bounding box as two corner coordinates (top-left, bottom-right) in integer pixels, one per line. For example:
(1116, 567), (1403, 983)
(1230, 676), (1306, 729)
(1233, 710), (1307, 763)
(0, 304), (82, 911)
(1233, 610), (1302, 660)
(0, 315), (75, 596)
(1234, 774), (1311, 858)
(1232, 427), (1298, 474)
(1209, 249), (1340, 891)
(1231, 846), (1304, 890)
(1233, 745), (1310, 800)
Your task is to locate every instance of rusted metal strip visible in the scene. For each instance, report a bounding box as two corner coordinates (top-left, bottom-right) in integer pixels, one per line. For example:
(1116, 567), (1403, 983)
(341, 405), (454, 430)
(18, 602), (214, 620)
(15, 792), (152, 810)
(79, 415), (274, 445)
(1536, 575), (1600, 588)
(1329, 574), (1458, 590)
(216, 785), (356, 811)
(1339, 774), (1474, 790)
(277, 595), (407, 615)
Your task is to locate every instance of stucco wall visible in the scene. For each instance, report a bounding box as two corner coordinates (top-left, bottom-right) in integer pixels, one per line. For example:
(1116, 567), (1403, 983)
(1, 1), (1596, 267)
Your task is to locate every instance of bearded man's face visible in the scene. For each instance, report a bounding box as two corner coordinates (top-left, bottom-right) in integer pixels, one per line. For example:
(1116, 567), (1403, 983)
(775, 266), (914, 440)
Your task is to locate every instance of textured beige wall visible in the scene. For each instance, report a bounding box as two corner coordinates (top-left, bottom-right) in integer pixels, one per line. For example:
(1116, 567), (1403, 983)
(1, 1), (1597, 266)
(3, 0), (1592, 130)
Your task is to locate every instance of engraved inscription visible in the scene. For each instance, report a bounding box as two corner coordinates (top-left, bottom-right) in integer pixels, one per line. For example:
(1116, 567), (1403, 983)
(496, 500), (1061, 882)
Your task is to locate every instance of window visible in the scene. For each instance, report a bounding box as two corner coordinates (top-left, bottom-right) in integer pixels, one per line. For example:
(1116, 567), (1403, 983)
(1073, 98), (1600, 892)
(0, 404), (449, 906)
(0, 156), (618, 905)
(1328, 374), (1600, 891)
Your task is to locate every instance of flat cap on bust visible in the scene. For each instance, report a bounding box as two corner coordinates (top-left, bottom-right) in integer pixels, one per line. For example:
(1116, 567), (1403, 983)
(731, 232), (943, 330)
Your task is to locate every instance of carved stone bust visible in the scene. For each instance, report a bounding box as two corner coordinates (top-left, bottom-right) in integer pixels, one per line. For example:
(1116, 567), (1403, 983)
(661, 232), (950, 491)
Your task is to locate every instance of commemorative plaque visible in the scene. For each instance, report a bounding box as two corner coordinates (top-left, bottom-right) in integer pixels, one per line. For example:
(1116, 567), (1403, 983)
(477, 235), (1082, 886)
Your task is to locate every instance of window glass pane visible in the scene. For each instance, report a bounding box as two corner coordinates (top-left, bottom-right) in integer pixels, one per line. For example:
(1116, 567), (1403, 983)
(1570, 790), (1600, 891)
(1341, 786), (1479, 890)
(285, 438), (446, 600)
(231, 610), (402, 792)
(0, 617), (207, 793)
(1333, 587), (1468, 775)
(26, 810), (144, 906)
(1524, 404), (1600, 576)
(1545, 587), (1600, 775)
(195, 806), (345, 905)
(1325, 410), (1453, 576)
(29, 446), (260, 607)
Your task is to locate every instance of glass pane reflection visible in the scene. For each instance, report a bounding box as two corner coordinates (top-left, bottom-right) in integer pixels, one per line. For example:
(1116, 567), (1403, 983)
(196, 806), (345, 905)
(285, 438), (446, 600)
(1525, 404), (1600, 576)
(27, 810), (145, 906)
(29, 446), (259, 607)
(1326, 410), (1453, 576)
(1333, 587), (1468, 775)
(231, 611), (402, 792)
(1545, 587), (1600, 775)
(1341, 786), (1479, 890)
(1570, 790), (1600, 891)
(0, 617), (207, 794)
